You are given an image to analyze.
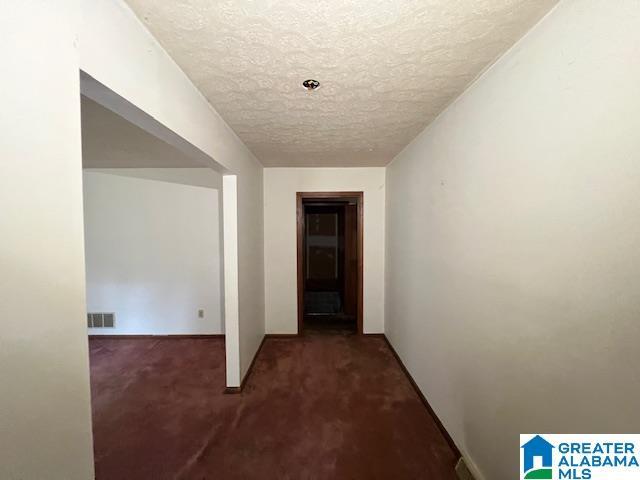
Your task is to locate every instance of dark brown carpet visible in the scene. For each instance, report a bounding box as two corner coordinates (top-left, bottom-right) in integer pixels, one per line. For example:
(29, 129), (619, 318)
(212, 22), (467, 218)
(89, 335), (457, 479)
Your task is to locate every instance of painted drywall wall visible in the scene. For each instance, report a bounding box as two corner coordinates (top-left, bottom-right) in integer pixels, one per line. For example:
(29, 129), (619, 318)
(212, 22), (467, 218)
(1, 1), (264, 474)
(235, 168), (265, 382)
(223, 175), (241, 385)
(0, 3), (95, 479)
(264, 168), (385, 334)
(80, 0), (265, 384)
(385, 1), (640, 479)
(87, 167), (223, 189)
(83, 171), (222, 335)
(81, 96), (206, 168)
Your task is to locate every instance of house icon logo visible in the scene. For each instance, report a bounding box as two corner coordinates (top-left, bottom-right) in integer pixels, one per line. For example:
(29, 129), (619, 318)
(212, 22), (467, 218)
(521, 435), (554, 479)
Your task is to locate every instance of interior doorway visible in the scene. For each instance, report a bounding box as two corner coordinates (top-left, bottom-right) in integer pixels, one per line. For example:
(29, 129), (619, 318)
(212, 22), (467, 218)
(297, 192), (363, 334)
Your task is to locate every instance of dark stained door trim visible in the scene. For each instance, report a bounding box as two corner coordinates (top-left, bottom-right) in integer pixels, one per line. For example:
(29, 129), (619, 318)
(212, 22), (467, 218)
(296, 191), (364, 335)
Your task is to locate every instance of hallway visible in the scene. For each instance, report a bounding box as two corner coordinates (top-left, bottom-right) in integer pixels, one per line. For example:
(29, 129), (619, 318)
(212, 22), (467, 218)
(89, 336), (457, 479)
(4, 2), (640, 478)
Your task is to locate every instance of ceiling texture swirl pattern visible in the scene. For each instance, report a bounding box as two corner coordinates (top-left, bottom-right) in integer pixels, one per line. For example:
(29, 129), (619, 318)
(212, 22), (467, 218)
(125, 0), (558, 167)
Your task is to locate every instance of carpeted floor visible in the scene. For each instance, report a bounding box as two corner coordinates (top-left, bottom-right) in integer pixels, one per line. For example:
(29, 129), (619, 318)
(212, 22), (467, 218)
(89, 335), (458, 479)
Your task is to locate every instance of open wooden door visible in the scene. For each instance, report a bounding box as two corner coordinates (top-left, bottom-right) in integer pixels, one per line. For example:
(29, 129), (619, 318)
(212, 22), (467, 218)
(343, 203), (358, 318)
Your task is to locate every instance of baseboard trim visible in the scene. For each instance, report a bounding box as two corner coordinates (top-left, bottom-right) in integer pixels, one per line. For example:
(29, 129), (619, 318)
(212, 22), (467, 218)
(88, 334), (224, 339)
(457, 454), (485, 480)
(455, 457), (477, 480)
(381, 334), (462, 461)
(224, 335), (268, 394)
(264, 333), (299, 338)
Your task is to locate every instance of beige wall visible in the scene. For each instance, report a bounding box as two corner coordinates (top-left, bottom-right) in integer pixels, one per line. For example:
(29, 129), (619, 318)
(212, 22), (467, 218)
(264, 168), (385, 334)
(385, 1), (640, 479)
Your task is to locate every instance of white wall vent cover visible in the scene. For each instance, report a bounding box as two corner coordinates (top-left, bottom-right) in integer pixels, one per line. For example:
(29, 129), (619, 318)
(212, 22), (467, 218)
(87, 313), (115, 328)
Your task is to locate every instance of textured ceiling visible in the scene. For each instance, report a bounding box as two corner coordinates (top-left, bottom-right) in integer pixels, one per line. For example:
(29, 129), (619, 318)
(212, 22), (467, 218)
(81, 96), (204, 168)
(125, 0), (558, 167)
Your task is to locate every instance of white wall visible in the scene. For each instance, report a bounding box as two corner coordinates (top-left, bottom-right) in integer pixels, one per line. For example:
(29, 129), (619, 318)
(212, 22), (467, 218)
(235, 169), (265, 380)
(222, 175), (241, 385)
(0, 3), (94, 479)
(87, 167), (222, 190)
(0, 1), (265, 475)
(83, 171), (222, 335)
(264, 168), (385, 334)
(385, 1), (640, 479)
(80, 0), (265, 384)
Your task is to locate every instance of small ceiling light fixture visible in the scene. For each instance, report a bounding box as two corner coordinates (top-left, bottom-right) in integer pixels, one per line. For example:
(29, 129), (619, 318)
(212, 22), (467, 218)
(302, 79), (320, 91)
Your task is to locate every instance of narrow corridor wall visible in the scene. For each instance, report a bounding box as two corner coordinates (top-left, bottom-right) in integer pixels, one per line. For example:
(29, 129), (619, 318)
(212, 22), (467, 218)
(385, 1), (640, 478)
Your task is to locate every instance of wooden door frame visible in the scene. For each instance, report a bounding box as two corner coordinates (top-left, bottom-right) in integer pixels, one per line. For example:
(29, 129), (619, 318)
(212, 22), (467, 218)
(296, 191), (364, 335)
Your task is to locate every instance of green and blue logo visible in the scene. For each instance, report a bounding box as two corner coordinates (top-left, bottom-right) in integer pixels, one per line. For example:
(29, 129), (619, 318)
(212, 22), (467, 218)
(520, 434), (640, 479)
(521, 435), (554, 479)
